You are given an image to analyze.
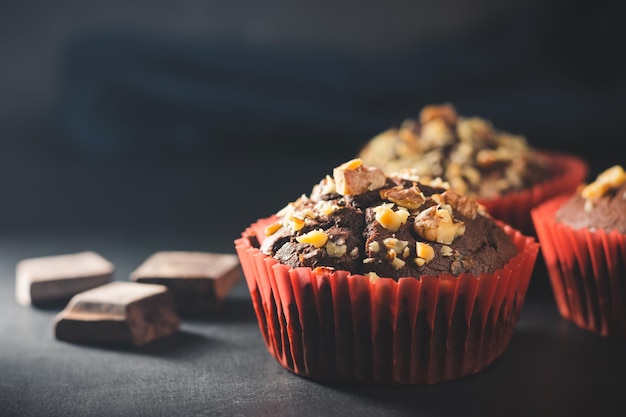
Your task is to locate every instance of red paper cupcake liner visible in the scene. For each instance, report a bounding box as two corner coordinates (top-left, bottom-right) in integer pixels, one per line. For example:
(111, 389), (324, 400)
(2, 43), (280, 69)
(531, 195), (626, 339)
(479, 150), (588, 236)
(235, 216), (539, 385)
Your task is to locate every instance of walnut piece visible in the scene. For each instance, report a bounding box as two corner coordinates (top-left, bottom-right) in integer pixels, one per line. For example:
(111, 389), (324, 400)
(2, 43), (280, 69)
(325, 241), (347, 258)
(439, 191), (480, 219)
(413, 205), (466, 244)
(416, 242), (435, 264)
(383, 238), (409, 256)
(333, 158), (387, 195)
(582, 165), (626, 201)
(264, 222), (282, 236)
(440, 245), (453, 257)
(296, 229), (329, 248)
(391, 257), (406, 270)
(373, 203), (410, 232)
(380, 185), (426, 209)
(419, 103), (458, 126)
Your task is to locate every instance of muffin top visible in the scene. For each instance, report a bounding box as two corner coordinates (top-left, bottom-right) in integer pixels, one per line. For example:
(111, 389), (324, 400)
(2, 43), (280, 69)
(555, 165), (626, 234)
(358, 103), (553, 199)
(260, 159), (518, 280)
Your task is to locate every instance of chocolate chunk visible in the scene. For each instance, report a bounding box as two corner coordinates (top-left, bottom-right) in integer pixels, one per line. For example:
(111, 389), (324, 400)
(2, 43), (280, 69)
(54, 281), (180, 346)
(16, 251), (114, 307)
(129, 251), (242, 315)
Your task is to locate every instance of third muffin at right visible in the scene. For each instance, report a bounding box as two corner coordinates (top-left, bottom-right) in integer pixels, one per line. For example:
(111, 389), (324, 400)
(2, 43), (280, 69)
(531, 165), (626, 338)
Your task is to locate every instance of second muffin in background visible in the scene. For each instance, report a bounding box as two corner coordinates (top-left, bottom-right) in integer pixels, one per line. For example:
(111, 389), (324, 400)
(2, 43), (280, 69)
(358, 103), (588, 235)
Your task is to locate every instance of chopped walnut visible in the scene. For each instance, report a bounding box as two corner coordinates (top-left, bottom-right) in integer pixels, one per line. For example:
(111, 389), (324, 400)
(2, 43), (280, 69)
(325, 241), (347, 258)
(476, 148), (508, 167)
(439, 191), (480, 219)
(390, 168), (422, 183)
(398, 127), (421, 150)
(419, 103), (458, 126)
(380, 185), (426, 209)
(456, 117), (494, 147)
(426, 177), (451, 190)
(462, 166), (481, 186)
(333, 158), (387, 195)
(315, 200), (338, 216)
(582, 165), (626, 202)
(448, 177), (469, 195)
(373, 203), (410, 232)
(319, 175), (336, 195)
(421, 118), (455, 149)
(416, 242), (435, 263)
(296, 229), (329, 248)
(383, 238), (409, 255)
(413, 205), (466, 244)
(289, 215), (305, 231)
(440, 245), (453, 256)
(264, 222), (282, 236)
(391, 257), (406, 270)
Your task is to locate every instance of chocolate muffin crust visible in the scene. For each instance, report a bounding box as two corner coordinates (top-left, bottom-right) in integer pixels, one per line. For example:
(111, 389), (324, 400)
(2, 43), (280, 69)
(358, 103), (553, 199)
(260, 159), (518, 280)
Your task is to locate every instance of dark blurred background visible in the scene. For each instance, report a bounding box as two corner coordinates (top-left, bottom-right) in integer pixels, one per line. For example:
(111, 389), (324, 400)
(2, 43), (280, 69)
(1, 0), (625, 246)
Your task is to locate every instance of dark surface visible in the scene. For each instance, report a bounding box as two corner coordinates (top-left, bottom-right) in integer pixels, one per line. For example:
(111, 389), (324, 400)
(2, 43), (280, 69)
(2, 232), (626, 417)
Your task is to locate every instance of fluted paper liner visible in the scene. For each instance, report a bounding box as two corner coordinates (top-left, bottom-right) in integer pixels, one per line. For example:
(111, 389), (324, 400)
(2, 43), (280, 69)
(531, 195), (626, 339)
(235, 216), (538, 385)
(479, 150), (588, 236)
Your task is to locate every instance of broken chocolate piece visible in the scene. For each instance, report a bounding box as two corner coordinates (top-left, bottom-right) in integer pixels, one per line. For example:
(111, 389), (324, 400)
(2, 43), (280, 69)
(129, 251), (242, 315)
(54, 281), (180, 346)
(16, 251), (114, 307)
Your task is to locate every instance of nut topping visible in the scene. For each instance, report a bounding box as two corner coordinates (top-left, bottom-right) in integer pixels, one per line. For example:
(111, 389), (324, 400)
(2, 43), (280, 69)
(440, 245), (453, 257)
(333, 158), (387, 195)
(582, 165), (626, 202)
(415, 242), (435, 265)
(325, 241), (347, 258)
(296, 229), (329, 248)
(413, 205), (466, 244)
(264, 222), (282, 236)
(358, 104), (551, 198)
(419, 103), (458, 126)
(390, 257), (406, 270)
(380, 185), (426, 209)
(439, 190), (480, 219)
(383, 238), (409, 256)
(368, 241), (380, 252)
(373, 203), (410, 232)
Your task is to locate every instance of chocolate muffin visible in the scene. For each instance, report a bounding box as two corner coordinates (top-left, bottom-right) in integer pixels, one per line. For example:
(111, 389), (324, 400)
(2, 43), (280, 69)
(359, 104), (552, 199)
(260, 159), (518, 280)
(532, 165), (626, 338)
(358, 103), (588, 234)
(236, 159), (539, 384)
